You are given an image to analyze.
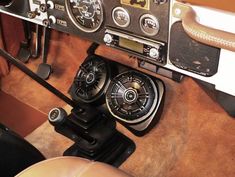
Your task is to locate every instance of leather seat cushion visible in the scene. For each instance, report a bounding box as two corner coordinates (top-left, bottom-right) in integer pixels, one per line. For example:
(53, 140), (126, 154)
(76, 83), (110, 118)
(15, 157), (132, 177)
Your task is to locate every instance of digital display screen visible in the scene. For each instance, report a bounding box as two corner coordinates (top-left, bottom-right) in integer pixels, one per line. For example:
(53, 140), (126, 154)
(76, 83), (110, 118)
(121, 0), (150, 10)
(119, 37), (143, 53)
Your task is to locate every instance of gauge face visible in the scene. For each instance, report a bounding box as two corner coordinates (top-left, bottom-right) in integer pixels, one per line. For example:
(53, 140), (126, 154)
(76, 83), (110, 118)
(66, 0), (104, 33)
(106, 71), (158, 123)
(112, 7), (130, 28)
(140, 14), (160, 36)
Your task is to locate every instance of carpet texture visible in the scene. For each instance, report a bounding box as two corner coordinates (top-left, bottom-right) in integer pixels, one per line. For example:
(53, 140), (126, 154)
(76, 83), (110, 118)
(0, 91), (47, 137)
(1, 31), (92, 114)
(1, 23), (235, 177)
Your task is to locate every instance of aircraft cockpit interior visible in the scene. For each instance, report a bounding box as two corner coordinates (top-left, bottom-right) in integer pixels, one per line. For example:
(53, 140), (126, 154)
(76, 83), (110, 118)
(0, 0), (235, 176)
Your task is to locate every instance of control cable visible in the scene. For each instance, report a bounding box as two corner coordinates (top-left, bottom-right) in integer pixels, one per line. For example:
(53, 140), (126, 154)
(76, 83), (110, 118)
(0, 48), (77, 108)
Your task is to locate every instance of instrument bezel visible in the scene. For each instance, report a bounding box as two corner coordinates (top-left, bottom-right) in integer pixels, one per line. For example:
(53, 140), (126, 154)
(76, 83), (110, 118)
(65, 0), (104, 33)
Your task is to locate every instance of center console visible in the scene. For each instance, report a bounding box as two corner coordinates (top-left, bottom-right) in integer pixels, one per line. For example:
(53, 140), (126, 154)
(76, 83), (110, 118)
(46, 54), (165, 165)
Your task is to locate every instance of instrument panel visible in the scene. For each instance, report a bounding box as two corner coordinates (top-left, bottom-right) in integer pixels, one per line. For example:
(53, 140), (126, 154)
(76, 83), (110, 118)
(38, 0), (169, 65)
(1, 0), (235, 97)
(0, 0), (169, 64)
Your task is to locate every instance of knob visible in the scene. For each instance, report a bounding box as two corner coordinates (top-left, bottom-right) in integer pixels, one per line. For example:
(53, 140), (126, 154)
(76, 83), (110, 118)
(49, 15), (56, 24)
(153, 0), (168, 4)
(42, 16), (56, 26)
(48, 107), (67, 126)
(103, 34), (113, 44)
(42, 19), (50, 26)
(27, 10), (40, 19)
(47, 0), (55, 9)
(39, 4), (49, 13)
(149, 48), (160, 59)
(48, 107), (96, 144)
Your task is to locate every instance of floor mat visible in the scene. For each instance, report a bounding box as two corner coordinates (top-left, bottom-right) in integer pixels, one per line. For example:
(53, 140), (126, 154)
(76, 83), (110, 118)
(0, 91), (47, 137)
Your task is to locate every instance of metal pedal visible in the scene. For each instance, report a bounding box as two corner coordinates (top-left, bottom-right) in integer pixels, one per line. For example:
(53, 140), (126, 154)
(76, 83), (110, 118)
(36, 63), (52, 80)
(36, 27), (52, 80)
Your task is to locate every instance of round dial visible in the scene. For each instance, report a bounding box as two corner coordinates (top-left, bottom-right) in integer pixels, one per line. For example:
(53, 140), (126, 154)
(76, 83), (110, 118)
(112, 7), (130, 28)
(106, 71), (158, 124)
(65, 0), (104, 33)
(140, 14), (160, 36)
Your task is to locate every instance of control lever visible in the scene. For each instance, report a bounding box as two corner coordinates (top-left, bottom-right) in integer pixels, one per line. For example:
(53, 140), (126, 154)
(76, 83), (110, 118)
(36, 26), (52, 80)
(17, 21), (32, 63)
(17, 22), (42, 62)
(47, 106), (135, 167)
(48, 107), (96, 144)
(31, 24), (41, 59)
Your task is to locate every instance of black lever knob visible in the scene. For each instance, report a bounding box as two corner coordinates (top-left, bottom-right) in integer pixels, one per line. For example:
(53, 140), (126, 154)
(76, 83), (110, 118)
(48, 107), (67, 126)
(48, 107), (96, 144)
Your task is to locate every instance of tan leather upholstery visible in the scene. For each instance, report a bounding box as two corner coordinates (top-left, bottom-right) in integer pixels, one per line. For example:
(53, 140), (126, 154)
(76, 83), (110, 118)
(177, 0), (235, 13)
(15, 157), (132, 177)
(173, 3), (235, 52)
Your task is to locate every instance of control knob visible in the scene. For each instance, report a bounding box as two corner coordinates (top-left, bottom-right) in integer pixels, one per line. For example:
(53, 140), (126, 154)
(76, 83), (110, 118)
(47, 1), (55, 9)
(39, 4), (48, 13)
(149, 48), (160, 59)
(27, 10), (40, 19)
(103, 34), (113, 44)
(153, 0), (168, 4)
(42, 16), (56, 26)
(48, 107), (96, 144)
(39, 1), (54, 13)
(48, 107), (67, 126)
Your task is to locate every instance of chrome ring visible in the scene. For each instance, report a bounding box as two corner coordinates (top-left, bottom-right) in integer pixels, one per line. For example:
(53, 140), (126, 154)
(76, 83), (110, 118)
(112, 7), (130, 28)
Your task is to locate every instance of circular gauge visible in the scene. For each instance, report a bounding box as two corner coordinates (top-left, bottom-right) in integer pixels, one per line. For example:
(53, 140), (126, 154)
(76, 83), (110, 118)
(140, 14), (160, 36)
(106, 71), (158, 124)
(65, 0), (104, 33)
(112, 7), (130, 28)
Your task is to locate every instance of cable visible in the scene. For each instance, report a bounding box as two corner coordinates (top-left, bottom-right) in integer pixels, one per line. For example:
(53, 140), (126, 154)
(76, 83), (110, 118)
(0, 48), (77, 108)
